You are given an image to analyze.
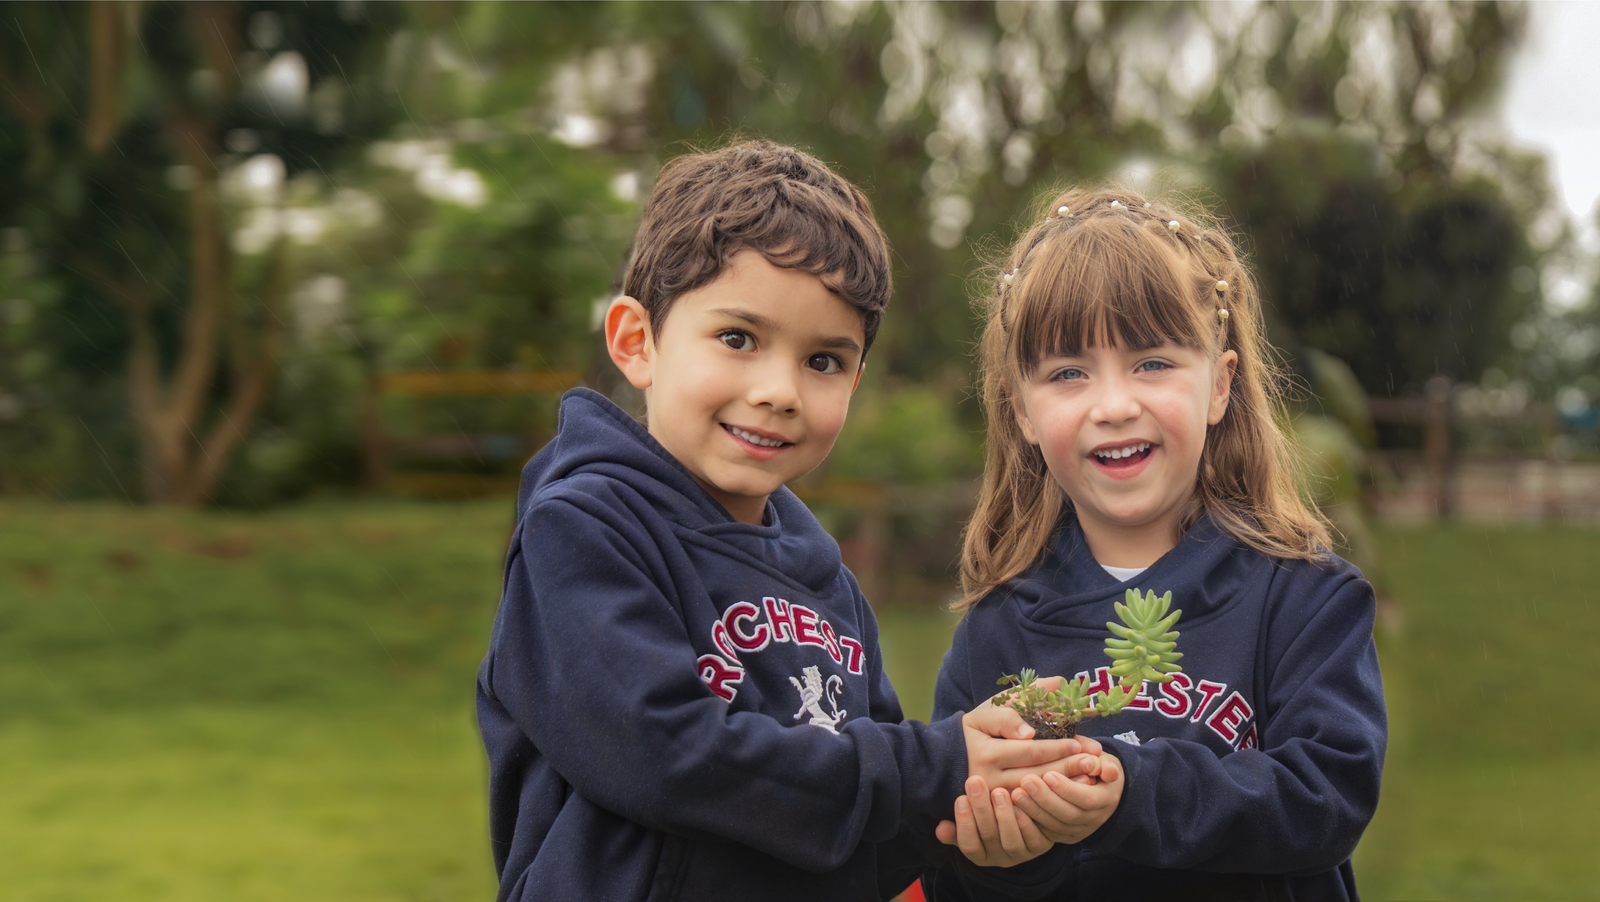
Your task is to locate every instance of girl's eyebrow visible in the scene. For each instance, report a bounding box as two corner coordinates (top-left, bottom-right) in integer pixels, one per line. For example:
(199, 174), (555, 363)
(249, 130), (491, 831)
(707, 307), (862, 355)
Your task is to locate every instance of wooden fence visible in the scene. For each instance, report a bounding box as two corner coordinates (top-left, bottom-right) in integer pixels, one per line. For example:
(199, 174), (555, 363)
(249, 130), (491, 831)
(365, 369), (581, 497)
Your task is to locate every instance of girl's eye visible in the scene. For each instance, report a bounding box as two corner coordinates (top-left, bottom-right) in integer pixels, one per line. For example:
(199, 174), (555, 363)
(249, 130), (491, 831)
(1050, 367), (1085, 382)
(720, 330), (755, 352)
(807, 354), (843, 374)
(1137, 360), (1171, 373)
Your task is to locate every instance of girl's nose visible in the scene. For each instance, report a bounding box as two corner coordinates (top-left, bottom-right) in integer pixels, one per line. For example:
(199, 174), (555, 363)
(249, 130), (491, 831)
(1089, 378), (1141, 425)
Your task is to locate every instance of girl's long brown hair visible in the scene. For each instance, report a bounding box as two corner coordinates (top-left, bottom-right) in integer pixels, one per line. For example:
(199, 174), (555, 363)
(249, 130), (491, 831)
(957, 184), (1331, 611)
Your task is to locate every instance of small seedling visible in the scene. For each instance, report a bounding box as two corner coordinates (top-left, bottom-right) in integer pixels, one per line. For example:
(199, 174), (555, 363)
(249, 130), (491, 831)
(995, 588), (1183, 739)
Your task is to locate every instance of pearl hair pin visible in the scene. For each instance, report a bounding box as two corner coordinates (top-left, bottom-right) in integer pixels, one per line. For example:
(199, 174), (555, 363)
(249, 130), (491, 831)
(1057, 205), (1069, 216)
(1217, 308), (1230, 324)
(1110, 200), (1123, 209)
(1167, 220), (1180, 232)
(1003, 271), (1015, 286)
(1215, 280), (1229, 295)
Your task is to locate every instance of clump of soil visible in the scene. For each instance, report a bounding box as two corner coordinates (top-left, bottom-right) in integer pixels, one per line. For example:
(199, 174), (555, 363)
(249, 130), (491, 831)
(1023, 715), (1076, 741)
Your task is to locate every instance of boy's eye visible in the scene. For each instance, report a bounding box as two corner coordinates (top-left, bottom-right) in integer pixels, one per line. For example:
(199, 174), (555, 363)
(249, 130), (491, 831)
(807, 354), (843, 374)
(720, 330), (755, 352)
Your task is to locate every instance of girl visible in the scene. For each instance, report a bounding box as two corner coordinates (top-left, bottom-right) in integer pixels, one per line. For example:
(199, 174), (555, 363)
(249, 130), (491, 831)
(926, 185), (1386, 900)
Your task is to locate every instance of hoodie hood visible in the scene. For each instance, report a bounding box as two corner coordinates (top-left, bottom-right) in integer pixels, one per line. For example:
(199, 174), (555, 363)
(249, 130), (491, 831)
(998, 511), (1261, 636)
(518, 388), (844, 593)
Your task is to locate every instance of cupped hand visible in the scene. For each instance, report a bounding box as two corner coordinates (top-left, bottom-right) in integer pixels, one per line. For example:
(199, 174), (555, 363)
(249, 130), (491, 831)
(935, 776), (1054, 867)
(1007, 750), (1124, 844)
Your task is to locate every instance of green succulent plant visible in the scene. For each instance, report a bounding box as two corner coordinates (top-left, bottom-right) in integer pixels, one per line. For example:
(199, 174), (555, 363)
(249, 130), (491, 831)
(996, 589), (1184, 733)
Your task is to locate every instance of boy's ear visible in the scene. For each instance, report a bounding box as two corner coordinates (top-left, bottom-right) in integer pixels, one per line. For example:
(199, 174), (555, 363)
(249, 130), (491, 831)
(851, 359), (866, 394)
(606, 297), (654, 390)
(1208, 349), (1239, 425)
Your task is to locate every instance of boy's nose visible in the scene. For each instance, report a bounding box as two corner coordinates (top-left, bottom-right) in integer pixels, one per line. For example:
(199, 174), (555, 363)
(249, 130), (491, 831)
(746, 363), (801, 414)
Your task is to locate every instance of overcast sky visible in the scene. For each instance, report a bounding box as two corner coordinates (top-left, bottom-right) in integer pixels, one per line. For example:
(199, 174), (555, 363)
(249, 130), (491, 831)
(1503, 1), (1600, 235)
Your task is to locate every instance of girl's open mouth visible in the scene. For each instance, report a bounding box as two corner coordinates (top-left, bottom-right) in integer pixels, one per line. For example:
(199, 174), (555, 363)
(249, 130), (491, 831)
(1092, 442), (1153, 469)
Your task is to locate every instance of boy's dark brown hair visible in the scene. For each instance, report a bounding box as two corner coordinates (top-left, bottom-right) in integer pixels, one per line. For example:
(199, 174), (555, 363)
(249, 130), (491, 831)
(623, 140), (892, 352)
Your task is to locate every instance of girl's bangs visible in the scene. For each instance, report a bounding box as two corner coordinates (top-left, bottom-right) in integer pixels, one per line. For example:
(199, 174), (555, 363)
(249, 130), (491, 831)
(1007, 223), (1209, 373)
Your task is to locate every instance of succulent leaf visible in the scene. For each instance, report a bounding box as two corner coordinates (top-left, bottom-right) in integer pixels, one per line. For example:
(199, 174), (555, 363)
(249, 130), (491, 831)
(1101, 588), (1184, 688)
(996, 588), (1183, 727)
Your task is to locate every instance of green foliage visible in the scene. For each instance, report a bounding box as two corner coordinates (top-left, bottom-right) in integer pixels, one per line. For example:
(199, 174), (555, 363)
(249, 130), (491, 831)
(0, 1), (1554, 501)
(828, 382), (983, 484)
(997, 589), (1183, 727)
(1211, 130), (1534, 398)
(995, 667), (1096, 734)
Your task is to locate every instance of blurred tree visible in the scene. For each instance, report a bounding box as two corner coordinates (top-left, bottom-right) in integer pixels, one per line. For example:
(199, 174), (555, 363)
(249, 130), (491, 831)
(0, 0), (1560, 504)
(0, 1), (402, 503)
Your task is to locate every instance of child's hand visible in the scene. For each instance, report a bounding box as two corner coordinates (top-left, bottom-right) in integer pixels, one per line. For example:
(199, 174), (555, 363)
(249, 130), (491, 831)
(962, 681), (1091, 791)
(1008, 750), (1124, 845)
(934, 776), (1054, 867)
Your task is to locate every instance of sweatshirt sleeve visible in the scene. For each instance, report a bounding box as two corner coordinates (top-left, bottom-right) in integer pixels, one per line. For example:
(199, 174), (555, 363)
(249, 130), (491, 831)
(481, 496), (968, 873)
(921, 616), (1079, 902)
(1083, 569), (1386, 874)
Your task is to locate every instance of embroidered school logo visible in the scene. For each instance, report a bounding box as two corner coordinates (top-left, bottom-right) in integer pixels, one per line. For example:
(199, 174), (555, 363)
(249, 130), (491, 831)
(789, 665), (846, 733)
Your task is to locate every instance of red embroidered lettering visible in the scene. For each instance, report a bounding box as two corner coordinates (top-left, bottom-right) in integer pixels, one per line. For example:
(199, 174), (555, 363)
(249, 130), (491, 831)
(723, 602), (770, 652)
(764, 597), (795, 643)
(710, 620), (741, 663)
(696, 654), (744, 702)
(819, 620), (844, 664)
(1125, 679), (1153, 710)
(791, 604), (824, 648)
(1238, 722), (1259, 750)
(1190, 680), (1228, 723)
(838, 636), (865, 674)
(1206, 691), (1253, 746)
(1074, 666), (1113, 700)
(1155, 673), (1194, 719)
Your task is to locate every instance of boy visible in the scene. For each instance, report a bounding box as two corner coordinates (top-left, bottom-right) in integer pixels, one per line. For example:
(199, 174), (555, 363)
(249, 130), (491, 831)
(476, 140), (1091, 901)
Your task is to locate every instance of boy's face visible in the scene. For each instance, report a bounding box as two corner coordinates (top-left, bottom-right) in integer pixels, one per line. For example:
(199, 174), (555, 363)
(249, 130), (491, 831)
(607, 250), (866, 525)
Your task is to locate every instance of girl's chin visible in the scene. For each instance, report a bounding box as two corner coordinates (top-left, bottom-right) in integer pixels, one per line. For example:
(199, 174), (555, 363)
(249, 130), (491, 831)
(1076, 497), (1182, 531)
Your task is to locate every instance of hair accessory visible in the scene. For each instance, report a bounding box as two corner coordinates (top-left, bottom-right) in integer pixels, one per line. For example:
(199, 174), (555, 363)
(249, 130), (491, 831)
(1217, 308), (1230, 324)
(1143, 202), (1151, 208)
(1167, 220), (1180, 232)
(1057, 205), (1069, 216)
(1214, 280), (1229, 295)
(1002, 270), (1015, 287)
(1109, 200), (1123, 209)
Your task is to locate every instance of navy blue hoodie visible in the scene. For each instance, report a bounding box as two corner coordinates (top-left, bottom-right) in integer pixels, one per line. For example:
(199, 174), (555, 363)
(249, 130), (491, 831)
(924, 514), (1385, 902)
(477, 389), (967, 902)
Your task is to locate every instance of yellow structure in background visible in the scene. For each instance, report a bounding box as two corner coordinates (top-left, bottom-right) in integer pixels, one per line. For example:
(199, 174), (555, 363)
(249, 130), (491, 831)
(371, 370), (581, 498)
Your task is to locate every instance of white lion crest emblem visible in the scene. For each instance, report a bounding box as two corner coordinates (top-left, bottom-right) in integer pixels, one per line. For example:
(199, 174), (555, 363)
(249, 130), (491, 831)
(789, 665), (846, 733)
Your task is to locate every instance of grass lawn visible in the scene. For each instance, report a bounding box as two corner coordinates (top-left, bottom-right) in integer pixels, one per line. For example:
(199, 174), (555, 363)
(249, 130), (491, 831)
(3, 501), (1598, 899)
(1353, 522), (1600, 899)
(0, 501), (509, 901)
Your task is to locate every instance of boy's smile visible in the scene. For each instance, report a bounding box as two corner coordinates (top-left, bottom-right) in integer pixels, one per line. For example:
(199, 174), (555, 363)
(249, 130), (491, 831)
(1014, 342), (1235, 568)
(607, 250), (865, 525)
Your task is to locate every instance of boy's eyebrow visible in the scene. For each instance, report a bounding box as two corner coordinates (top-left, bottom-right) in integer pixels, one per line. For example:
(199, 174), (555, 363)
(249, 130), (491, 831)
(707, 308), (863, 355)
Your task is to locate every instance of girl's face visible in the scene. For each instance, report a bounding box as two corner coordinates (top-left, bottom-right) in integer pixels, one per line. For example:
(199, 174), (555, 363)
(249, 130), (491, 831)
(1014, 340), (1237, 567)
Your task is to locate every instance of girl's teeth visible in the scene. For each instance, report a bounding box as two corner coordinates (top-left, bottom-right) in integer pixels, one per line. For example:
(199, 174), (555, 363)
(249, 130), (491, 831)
(1096, 443), (1149, 460)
